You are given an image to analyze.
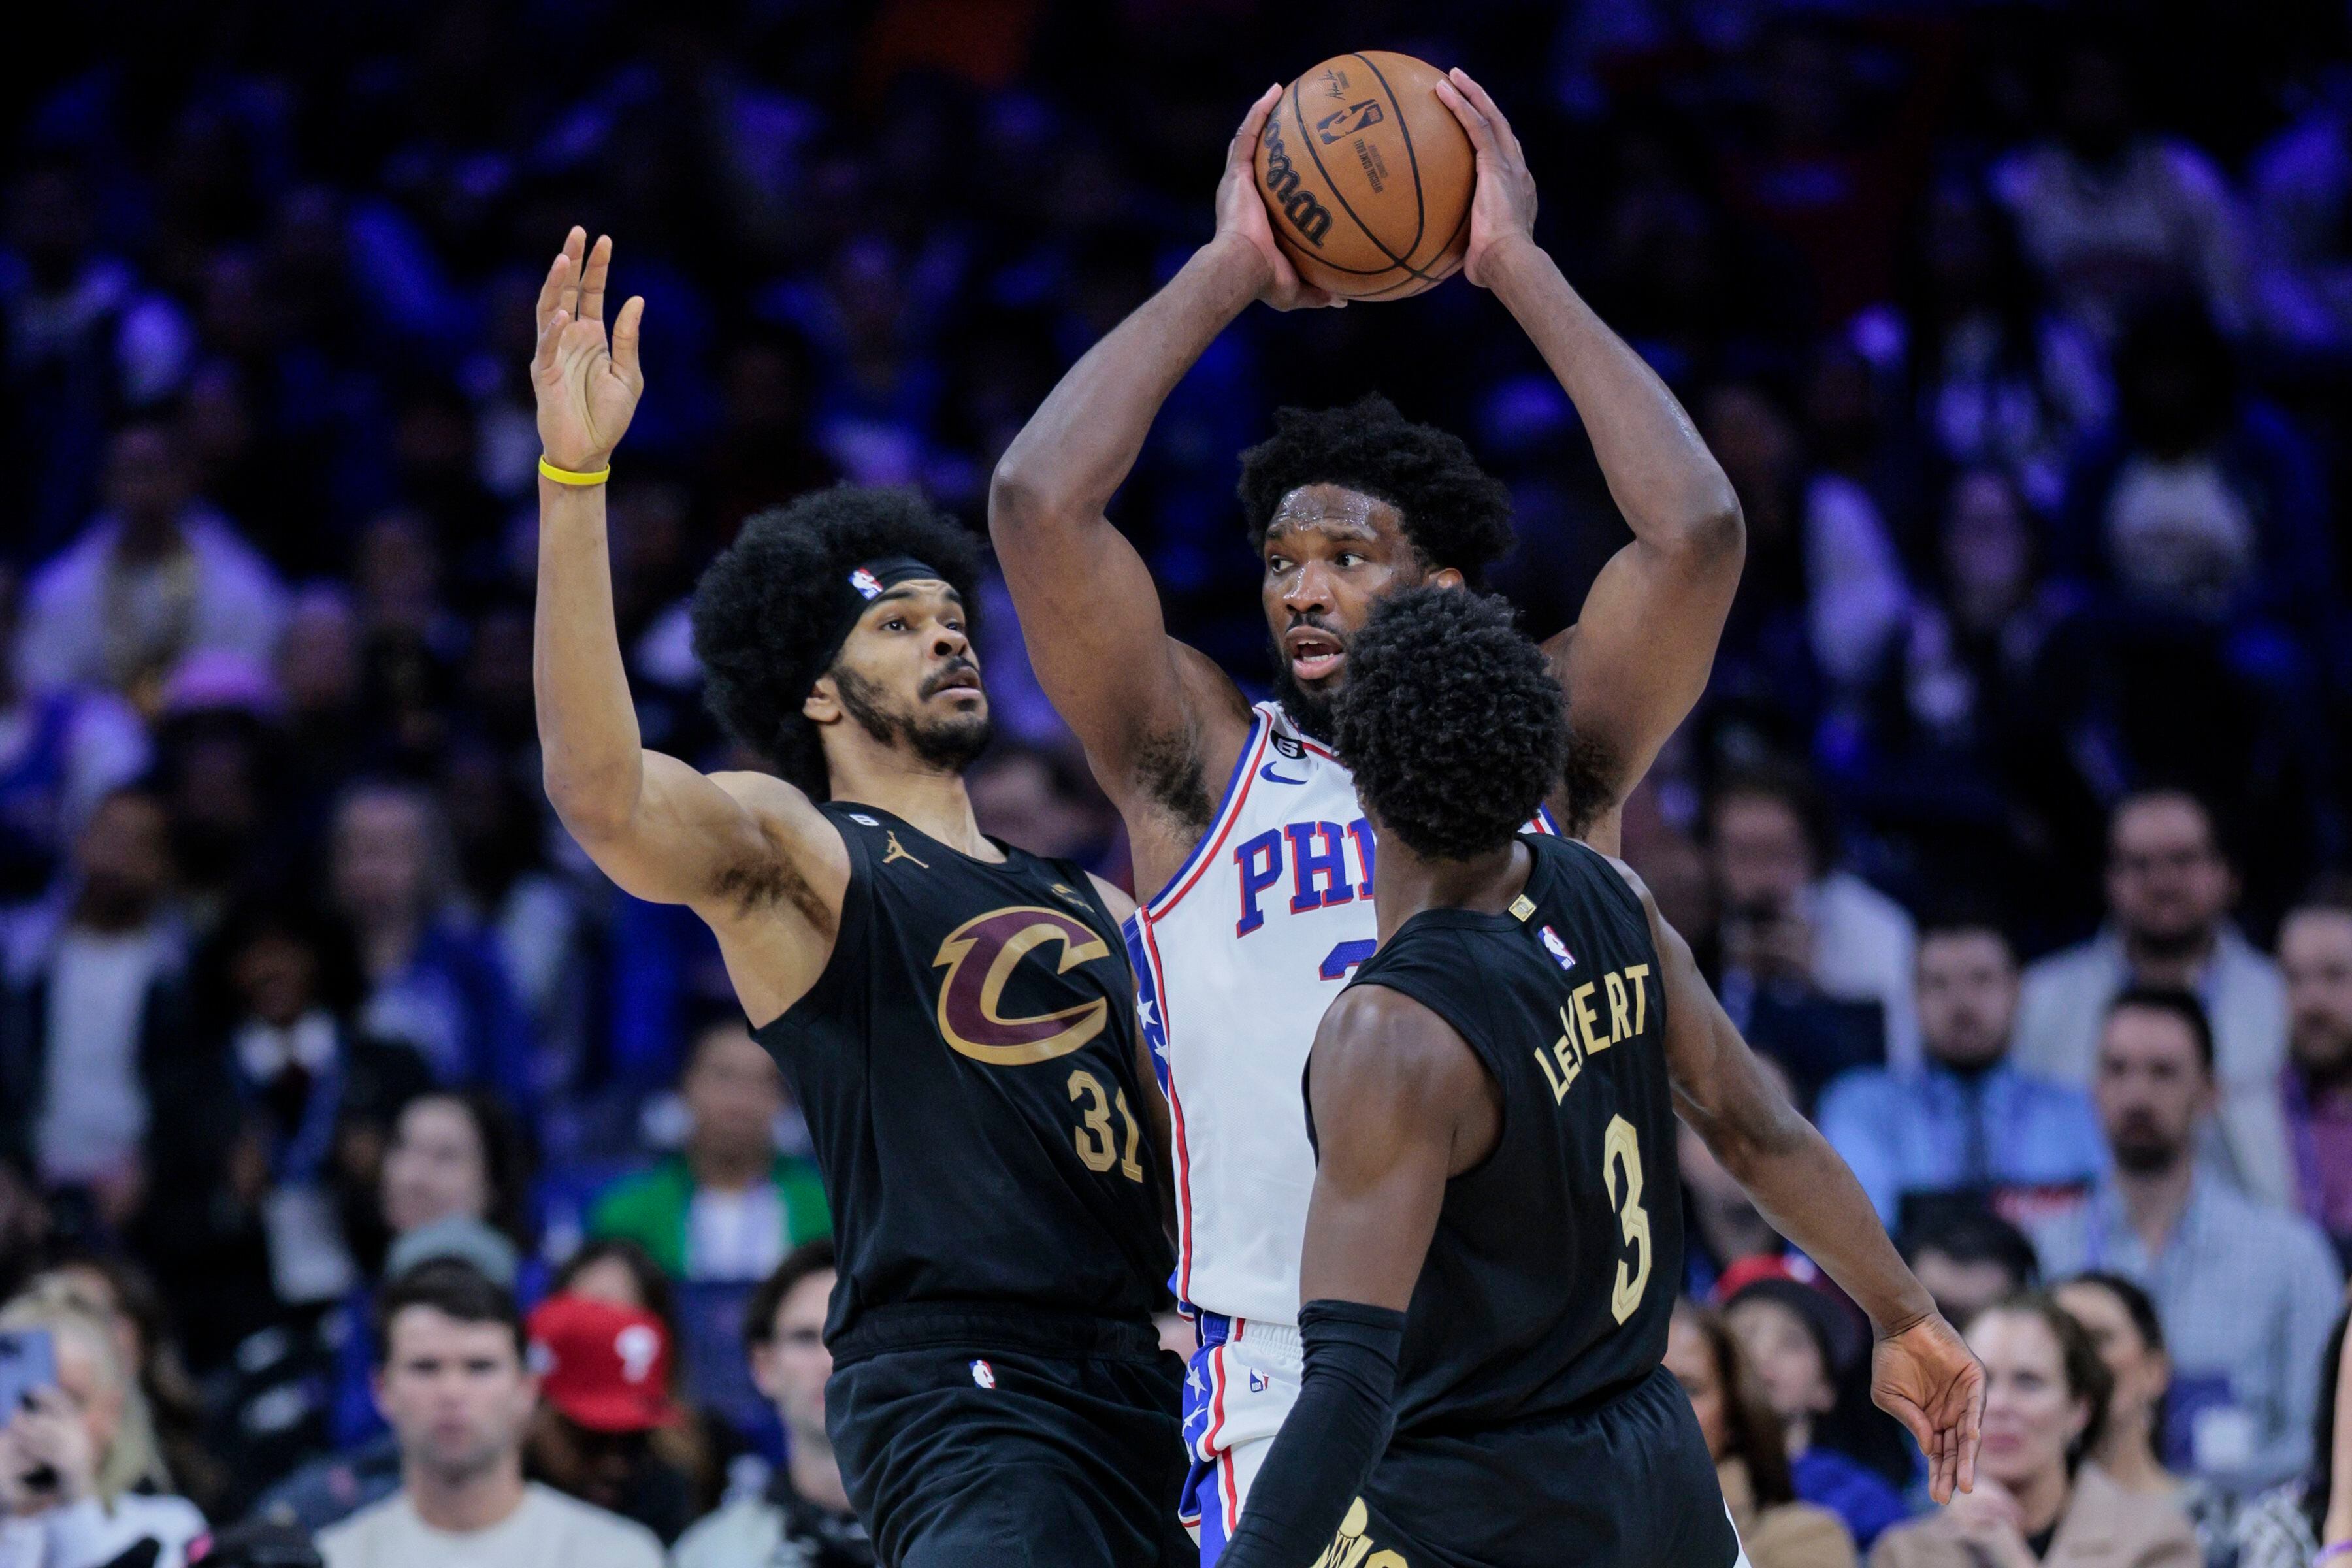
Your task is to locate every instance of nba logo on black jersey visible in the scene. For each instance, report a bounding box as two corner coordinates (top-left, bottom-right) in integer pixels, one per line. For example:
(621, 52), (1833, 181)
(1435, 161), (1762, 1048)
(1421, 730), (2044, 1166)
(1541, 926), (1576, 971)
(970, 1359), (996, 1388)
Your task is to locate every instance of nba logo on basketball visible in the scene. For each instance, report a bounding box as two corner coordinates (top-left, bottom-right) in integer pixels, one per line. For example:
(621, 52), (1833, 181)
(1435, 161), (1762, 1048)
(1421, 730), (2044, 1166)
(1541, 926), (1576, 972)
(849, 566), (884, 600)
(969, 1359), (996, 1389)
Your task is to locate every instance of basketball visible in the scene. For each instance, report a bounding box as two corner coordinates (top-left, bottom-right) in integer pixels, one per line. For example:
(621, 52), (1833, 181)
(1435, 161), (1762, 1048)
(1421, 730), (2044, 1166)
(1253, 51), (1475, 301)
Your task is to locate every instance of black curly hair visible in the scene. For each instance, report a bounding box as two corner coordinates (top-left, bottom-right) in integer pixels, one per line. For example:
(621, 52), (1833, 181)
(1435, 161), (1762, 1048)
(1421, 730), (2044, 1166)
(691, 485), (985, 796)
(1236, 394), (1516, 583)
(1332, 586), (1567, 861)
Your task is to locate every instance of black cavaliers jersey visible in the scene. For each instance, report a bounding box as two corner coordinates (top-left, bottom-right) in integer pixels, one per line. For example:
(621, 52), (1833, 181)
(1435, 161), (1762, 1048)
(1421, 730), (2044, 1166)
(753, 804), (1172, 1352)
(1337, 831), (1683, 1431)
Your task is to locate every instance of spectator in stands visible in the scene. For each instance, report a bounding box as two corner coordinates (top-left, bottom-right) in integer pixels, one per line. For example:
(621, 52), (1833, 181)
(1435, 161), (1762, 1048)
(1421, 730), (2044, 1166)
(15, 420), (287, 709)
(1708, 764), (1920, 1090)
(1869, 1293), (2197, 1568)
(0, 563), (150, 908)
(2230, 1305), (2352, 1568)
(1819, 917), (2105, 1226)
(1990, 40), (2246, 345)
(2053, 1273), (2227, 1558)
(1725, 1272), (1910, 1551)
(327, 781), (532, 1115)
(2279, 896), (2352, 1264)
(591, 1017), (828, 1283)
(2028, 989), (2341, 1491)
(0, 785), (188, 1229)
(316, 1259), (662, 1568)
(2014, 790), (2291, 1203)
(522, 1293), (694, 1544)
(548, 1239), (725, 1522)
(1665, 1300), (1857, 1568)
(29, 1251), (227, 1520)
(676, 1239), (870, 1568)
(0, 1285), (206, 1568)
(1901, 1207), (2040, 1330)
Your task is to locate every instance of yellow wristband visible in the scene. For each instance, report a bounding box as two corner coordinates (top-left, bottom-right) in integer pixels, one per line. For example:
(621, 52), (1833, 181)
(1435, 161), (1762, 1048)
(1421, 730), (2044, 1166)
(538, 455), (612, 486)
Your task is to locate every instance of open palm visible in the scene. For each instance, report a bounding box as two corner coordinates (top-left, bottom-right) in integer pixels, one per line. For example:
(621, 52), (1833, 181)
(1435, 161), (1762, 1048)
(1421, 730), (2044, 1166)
(1872, 1312), (1985, 1504)
(532, 226), (645, 472)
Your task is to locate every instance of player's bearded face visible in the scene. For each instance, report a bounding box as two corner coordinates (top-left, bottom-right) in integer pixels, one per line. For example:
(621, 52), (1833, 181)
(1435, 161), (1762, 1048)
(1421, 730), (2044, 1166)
(1262, 486), (1444, 743)
(833, 659), (994, 774)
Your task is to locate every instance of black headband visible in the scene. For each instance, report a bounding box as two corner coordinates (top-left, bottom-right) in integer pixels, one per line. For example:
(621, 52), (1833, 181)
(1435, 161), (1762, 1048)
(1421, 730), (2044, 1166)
(815, 555), (947, 675)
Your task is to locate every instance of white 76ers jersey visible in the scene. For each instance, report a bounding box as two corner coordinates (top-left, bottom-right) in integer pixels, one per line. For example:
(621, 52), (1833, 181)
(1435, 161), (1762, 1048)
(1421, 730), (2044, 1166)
(1122, 702), (1555, 1326)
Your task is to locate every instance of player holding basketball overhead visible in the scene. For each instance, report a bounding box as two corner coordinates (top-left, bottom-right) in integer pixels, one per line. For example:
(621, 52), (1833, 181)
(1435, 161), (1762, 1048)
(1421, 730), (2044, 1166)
(988, 69), (1746, 1556)
(1211, 587), (1982, 1568)
(528, 227), (1190, 1566)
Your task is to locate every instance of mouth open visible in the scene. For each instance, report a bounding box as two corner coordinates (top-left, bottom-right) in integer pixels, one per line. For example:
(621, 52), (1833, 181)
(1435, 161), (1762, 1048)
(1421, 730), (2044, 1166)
(928, 665), (983, 698)
(1285, 627), (1346, 683)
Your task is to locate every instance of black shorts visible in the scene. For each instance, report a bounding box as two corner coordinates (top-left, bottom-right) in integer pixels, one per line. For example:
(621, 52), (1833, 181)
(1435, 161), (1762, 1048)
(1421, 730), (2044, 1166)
(1335, 1365), (1740, 1568)
(826, 1306), (1196, 1568)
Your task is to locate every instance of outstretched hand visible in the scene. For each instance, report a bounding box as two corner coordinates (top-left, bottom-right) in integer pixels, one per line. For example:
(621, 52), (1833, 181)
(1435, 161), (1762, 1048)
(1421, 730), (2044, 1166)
(1872, 1312), (1985, 1505)
(1431, 67), (1539, 288)
(1213, 86), (1341, 312)
(532, 227), (646, 472)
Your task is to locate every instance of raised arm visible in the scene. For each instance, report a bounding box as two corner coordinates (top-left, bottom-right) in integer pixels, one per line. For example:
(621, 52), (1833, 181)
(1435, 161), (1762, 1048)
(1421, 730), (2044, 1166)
(1436, 71), (1745, 849)
(990, 88), (1328, 833)
(531, 229), (844, 1015)
(1216, 985), (1488, 1568)
(1627, 860), (1983, 1502)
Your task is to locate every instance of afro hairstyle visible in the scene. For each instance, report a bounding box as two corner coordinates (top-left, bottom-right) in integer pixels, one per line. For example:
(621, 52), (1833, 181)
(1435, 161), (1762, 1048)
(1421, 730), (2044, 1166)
(1332, 585), (1567, 862)
(692, 485), (985, 796)
(1235, 394), (1516, 584)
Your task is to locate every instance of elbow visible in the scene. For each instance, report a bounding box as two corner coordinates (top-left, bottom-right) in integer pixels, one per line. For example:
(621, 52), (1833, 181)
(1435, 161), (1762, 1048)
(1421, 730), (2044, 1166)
(987, 451), (1052, 540)
(1674, 485), (1746, 568)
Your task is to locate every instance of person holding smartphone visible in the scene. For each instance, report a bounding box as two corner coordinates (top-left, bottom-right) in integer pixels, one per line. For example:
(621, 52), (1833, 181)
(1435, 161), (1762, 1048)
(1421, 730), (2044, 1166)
(0, 1289), (206, 1568)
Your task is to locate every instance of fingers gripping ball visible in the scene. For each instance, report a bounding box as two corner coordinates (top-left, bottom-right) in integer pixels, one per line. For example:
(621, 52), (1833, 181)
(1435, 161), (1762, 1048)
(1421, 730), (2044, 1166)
(1254, 52), (1474, 301)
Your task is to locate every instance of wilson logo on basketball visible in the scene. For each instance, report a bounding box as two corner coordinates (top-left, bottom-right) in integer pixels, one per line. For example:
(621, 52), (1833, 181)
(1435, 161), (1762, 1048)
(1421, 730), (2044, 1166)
(1316, 100), (1384, 144)
(931, 906), (1113, 1065)
(1259, 117), (1333, 247)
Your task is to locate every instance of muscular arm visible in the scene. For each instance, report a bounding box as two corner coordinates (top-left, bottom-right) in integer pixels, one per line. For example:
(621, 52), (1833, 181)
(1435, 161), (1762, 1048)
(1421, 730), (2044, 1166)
(530, 231), (844, 1017)
(1218, 985), (1494, 1568)
(1621, 861), (1983, 1501)
(1437, 73), (1744, 849)
(990, 89), (1324, 837)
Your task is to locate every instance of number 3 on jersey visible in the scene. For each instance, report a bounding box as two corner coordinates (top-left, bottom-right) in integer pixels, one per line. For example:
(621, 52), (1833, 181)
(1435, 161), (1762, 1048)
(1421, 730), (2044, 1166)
(1068, 1069), (1145, 1182)
(1601, 1115), (1652, 1324)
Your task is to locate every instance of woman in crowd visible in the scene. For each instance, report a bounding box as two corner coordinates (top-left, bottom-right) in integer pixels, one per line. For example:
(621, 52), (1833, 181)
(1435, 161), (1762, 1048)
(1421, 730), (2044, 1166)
(0, 1286), (206, 1568)
(1727, 1273), (1912, 1550)
(25, 1252), (225, 1521)
(1871, 1293), (2197, 1568)
(329, 1087), (536, 1446)
(2232, 1305), (2352, 1568)
(1667, 1300), (1859, 1568)
(2053, 1273), (2227, 1561)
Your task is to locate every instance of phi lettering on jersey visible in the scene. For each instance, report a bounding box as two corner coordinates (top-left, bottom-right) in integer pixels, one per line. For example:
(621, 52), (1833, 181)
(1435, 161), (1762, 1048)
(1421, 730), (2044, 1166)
(1533, 962), (1652, 1104)
(1232, 819), (1379, 936)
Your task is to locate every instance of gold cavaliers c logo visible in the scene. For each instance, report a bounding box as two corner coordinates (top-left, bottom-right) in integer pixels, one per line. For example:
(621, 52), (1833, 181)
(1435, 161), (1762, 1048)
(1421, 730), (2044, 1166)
(931, 906), (1112, 1066)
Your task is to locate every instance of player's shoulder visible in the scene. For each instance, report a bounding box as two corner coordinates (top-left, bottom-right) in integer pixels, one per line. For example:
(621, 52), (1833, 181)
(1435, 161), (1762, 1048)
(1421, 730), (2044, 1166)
(1318, 968), (1482, 1092)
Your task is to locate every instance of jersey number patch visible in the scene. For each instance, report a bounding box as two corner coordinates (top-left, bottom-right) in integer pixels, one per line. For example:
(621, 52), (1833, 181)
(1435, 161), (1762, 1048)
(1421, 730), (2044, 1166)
(1601, 1115), (1652, 1324)
(1068, 1069), (1146, 1182)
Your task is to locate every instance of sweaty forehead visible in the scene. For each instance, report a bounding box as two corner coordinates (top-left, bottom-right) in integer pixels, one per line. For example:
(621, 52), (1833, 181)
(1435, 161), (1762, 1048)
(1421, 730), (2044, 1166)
(1266, 484), (1399, 542)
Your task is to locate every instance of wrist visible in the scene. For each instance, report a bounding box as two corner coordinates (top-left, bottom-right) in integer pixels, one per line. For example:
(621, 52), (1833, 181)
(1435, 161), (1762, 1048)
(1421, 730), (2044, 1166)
(1200, 231), (1275, 295)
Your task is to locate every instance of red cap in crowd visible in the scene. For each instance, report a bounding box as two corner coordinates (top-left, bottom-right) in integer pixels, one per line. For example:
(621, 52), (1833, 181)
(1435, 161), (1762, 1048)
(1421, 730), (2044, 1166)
(525, 1294), (678, 1433)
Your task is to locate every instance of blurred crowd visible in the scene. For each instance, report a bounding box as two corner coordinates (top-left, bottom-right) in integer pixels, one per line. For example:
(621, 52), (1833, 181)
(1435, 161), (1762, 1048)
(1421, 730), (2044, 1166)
(10, 0), (2352, 1562)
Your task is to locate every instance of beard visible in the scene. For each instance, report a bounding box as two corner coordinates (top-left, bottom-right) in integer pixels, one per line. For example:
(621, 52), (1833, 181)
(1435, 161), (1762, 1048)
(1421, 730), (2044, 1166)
(1266, 629), (1342, 745)
(2108, 1117), (2183, 1175)
(835, 663), (994, 775)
